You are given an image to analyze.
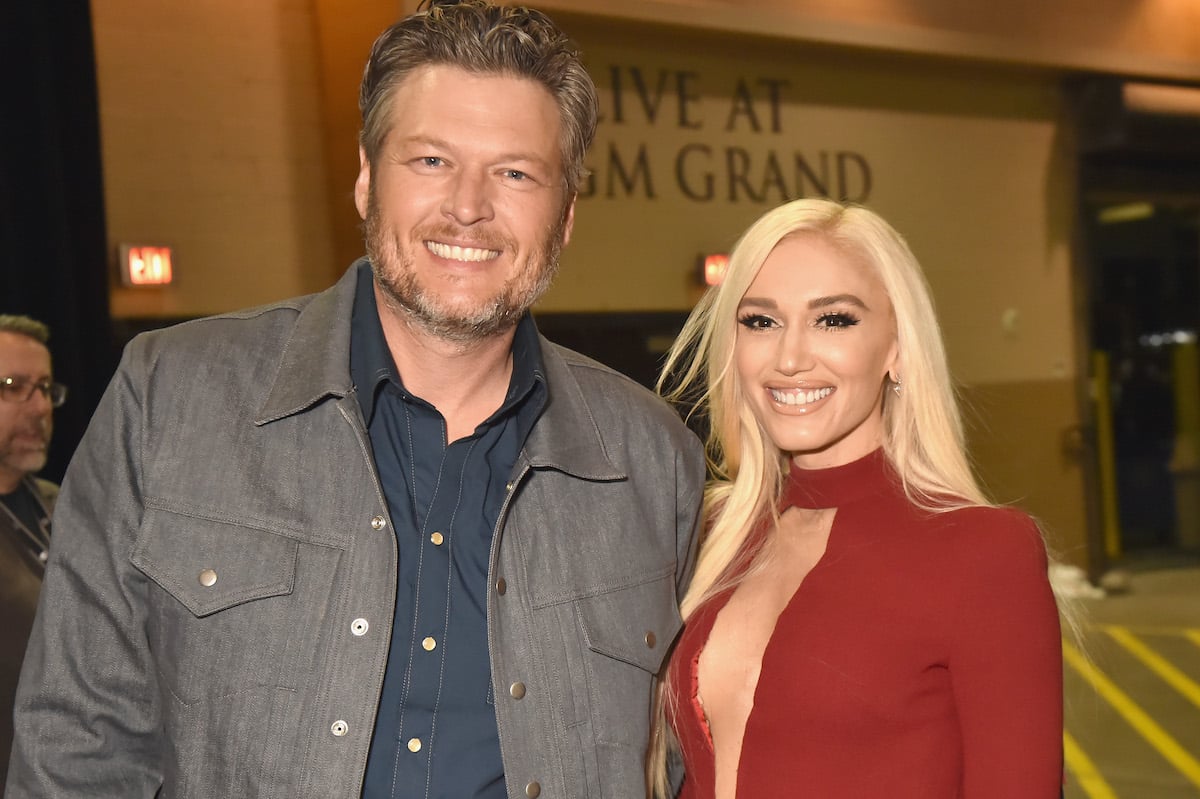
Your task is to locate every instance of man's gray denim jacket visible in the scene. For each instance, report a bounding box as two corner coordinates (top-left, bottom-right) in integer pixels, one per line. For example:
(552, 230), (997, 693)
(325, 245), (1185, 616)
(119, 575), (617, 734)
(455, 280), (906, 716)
(8, 265), (705, 799)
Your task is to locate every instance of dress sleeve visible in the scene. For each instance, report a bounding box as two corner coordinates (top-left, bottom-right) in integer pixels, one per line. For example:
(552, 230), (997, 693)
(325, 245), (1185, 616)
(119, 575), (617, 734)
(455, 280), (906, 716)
(947, 508), (1063, 799)
(7, 338), (164, 797)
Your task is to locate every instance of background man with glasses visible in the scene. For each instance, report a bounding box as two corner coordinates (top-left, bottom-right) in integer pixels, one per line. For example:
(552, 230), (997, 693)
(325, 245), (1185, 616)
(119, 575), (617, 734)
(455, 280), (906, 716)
(0, 313), (65, 788)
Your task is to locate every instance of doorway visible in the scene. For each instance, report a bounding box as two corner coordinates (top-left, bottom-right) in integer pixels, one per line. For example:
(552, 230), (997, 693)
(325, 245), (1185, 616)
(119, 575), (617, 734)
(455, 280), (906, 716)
(1085, 194), (1200, 558)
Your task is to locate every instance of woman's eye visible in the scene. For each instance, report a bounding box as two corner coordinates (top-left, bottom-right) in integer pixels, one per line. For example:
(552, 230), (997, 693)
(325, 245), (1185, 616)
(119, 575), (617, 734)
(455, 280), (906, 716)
(816, 312), (860, 329)
(738, 314), (776, 330)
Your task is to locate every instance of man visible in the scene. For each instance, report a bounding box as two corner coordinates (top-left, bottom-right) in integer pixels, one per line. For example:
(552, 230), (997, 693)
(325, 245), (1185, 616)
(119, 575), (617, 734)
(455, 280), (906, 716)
(7, 2), (704, 798)
(0, 315), (64, 789)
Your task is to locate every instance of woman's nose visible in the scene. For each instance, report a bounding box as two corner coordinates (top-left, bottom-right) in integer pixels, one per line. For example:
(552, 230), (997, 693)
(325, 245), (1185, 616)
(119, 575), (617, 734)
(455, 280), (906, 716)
(776, 329), (813, 375)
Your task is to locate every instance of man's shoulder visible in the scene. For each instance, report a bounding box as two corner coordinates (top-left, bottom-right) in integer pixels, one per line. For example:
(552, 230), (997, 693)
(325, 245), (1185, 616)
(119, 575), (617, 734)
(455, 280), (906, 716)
(544, 340), (656, 401)
(131, 294), (316, 356)
(31, 478), (59, 505)
(541, 340), (695, 438)
(26, 477), (59, 516)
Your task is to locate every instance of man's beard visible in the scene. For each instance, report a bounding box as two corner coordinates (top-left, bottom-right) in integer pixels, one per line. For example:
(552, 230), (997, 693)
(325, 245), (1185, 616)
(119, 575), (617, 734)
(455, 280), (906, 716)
(364, 196), (566, 344)
(0, 422), (50, 479)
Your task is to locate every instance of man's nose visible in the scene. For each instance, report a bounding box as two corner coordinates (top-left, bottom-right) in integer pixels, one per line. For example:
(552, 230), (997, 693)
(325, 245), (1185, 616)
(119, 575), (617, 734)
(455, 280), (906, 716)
(442, 168), (494, 226)
(26, 386), (54, 415)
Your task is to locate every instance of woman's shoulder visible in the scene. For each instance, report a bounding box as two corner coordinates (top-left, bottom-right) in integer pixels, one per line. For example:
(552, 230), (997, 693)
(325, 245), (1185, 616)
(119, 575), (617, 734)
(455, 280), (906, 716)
(938, 502), (1038, 531)
(928, 503), (1049, 575)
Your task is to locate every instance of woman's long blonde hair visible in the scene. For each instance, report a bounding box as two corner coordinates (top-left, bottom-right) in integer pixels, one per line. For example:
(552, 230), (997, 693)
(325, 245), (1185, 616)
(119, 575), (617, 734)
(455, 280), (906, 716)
(648, 199), (993, 797)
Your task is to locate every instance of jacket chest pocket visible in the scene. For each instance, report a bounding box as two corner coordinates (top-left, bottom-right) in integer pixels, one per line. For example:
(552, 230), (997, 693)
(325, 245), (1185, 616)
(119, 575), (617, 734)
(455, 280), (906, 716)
(131, 504), (339, 706)
(569, 569), (681, 745)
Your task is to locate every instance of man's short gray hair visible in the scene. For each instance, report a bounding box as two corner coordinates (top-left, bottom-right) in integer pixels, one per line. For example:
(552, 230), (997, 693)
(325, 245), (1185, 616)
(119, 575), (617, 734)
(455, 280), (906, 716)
(0, 315), (50, 344)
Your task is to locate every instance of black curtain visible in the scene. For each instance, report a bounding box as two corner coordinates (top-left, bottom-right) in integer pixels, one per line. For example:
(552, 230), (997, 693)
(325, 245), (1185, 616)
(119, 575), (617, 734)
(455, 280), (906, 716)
(1, 0), (115, 483)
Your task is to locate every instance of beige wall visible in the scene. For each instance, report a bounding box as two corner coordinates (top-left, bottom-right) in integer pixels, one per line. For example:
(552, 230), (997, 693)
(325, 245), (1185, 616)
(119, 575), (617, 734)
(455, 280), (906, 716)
(93, 1), (1200, 567)
(546, 18), (1090, 561)
(94, 0), (337, 318)
(533, 0), (1200, 81)
(551, 19), (1077, 385)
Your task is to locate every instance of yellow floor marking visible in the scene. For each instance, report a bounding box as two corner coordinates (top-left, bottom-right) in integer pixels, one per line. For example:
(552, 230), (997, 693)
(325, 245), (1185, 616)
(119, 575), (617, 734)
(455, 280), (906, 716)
(1085, 625), (1200, 638)
(1063, 730), (1119, 799)
(1104, 626), (1200, 712)
(1063, 641), (1200, 790)
(1187, 630), (1200, 649)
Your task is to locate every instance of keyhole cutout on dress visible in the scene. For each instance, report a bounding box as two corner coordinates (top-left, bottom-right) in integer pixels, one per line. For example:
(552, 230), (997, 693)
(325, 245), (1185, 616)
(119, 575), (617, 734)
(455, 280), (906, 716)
(697, 505), (836, 799)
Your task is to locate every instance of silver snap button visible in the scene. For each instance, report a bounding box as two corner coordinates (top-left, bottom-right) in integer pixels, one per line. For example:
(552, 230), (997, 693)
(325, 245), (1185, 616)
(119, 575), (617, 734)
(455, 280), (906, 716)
(198, 569), (218, 587)
(526, 781), (541, 798)
(351, 618), (369, 636)
(510, 682), (526, 700)
(370, 515), (387, 531)
(330, 720), (348, 737)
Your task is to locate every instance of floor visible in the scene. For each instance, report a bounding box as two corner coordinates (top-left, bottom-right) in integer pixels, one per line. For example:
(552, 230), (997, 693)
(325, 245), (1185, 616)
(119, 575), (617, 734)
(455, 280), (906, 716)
(1063, 554), (1200, 798)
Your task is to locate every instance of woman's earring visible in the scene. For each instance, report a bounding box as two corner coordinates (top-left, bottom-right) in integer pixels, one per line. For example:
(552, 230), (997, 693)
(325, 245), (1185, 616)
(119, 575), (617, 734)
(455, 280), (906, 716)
(890, 373), (901, 396)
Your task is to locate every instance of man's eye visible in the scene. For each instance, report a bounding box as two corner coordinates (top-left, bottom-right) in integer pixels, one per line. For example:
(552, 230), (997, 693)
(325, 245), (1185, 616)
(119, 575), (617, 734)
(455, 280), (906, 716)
(421, 157), (444, 167)
(504, 169), (528, 181)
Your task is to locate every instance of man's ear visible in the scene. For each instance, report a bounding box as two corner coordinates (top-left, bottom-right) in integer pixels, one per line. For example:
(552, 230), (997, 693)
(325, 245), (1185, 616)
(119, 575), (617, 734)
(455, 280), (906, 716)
(354, 146), (371, 221)
(560, 195), (576, 247)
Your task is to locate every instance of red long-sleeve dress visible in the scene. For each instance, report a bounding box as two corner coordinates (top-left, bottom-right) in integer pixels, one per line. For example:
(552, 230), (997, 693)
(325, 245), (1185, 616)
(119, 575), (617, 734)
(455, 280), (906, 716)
(667, 449), (1063, 798)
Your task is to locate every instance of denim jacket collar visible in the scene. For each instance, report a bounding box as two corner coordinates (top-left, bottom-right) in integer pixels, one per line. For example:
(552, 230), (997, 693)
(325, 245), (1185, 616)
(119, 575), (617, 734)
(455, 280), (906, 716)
(255, 263), (358, 425)
(254, 260), (625, 482)
(523, 342), (627, 482)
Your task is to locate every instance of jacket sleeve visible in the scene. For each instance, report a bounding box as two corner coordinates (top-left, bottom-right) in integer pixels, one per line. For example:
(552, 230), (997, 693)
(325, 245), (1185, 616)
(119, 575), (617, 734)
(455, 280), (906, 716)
(948, 509), (1064, 799)
(7, 340), (164, 797)
(668, 432), (705, 799)
(674, 432), (705, 600)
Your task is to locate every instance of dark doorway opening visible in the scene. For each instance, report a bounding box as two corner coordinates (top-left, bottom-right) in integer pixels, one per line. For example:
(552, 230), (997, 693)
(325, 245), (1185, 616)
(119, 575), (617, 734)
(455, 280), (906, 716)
(1077, 82), (1200, 560)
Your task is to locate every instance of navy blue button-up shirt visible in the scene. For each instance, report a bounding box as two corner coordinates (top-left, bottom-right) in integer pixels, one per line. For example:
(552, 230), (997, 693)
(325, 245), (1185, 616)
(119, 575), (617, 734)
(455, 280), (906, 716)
(351, 264), (546, 799)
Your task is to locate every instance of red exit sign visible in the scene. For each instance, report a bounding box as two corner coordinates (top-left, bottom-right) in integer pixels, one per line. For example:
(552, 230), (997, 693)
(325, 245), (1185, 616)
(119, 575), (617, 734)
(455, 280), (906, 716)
(119, 245), (174, 286)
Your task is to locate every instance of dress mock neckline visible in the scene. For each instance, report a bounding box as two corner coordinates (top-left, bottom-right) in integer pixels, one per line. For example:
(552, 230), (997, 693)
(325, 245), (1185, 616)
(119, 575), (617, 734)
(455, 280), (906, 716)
(781, 448), (896, 511)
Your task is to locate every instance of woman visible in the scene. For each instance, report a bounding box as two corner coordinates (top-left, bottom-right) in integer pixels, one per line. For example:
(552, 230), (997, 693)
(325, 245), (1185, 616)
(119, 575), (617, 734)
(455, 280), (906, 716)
(653, 199), (1063, 798)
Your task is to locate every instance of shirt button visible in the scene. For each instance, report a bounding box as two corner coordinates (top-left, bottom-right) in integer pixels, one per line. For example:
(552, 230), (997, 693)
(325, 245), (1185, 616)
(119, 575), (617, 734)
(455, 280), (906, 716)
(496, 578), (507, 596)
(422, 636), (437, 651)
(198, 569), (218, 587)
(526, 781), (541, 798)
(330, 720), (348, 737)
(645, 631), (657, 648)
(407, 737), (422, 753)
(351, 618), (369, 636)
(430, 531), (444, 546)
(510, 682), (526, 700)
(370, 515), (386, 531)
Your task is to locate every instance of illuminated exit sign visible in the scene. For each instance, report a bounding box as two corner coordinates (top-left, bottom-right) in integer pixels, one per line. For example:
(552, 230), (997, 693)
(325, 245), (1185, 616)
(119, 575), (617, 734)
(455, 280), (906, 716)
(119, 244), (174, 286)
(699, 253), (729, 286)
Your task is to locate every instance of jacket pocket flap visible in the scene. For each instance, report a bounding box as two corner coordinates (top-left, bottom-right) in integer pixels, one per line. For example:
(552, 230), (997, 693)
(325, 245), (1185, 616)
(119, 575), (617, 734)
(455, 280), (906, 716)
(131, 506), (298, 617)
(577, 570), (682, 673)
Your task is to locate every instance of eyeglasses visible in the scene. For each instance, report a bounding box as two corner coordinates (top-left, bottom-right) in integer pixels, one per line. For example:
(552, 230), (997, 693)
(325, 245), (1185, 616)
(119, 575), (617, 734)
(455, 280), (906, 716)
(0, 377), (67, 408)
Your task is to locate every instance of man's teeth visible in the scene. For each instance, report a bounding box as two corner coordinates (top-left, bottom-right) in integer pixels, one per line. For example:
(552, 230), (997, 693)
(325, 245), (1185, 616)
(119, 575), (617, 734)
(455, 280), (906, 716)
(426, 241), (500, 262)
(770, 387), (833, 406)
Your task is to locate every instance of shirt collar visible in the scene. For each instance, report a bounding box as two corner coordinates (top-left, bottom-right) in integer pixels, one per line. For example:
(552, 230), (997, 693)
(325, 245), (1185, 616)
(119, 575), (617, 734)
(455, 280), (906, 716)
(349, 260), (545, 425)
